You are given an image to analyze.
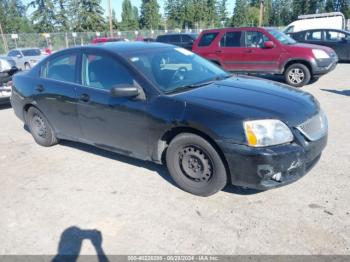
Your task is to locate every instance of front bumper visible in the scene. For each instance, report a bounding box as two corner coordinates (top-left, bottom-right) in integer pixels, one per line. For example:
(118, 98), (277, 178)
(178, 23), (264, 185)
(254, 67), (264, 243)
(218, 131), (327, 190)
(311, 56), (338, 76)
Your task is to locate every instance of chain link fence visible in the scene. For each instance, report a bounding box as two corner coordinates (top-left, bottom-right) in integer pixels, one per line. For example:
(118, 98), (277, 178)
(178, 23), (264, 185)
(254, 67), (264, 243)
(0, 29), (202, 55)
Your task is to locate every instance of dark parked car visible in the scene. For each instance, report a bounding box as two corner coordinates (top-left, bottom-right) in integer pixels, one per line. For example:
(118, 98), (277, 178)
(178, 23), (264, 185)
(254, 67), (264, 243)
(288, 29), (350, 61)
(11, 42), (328, 196)
(156, 33), (198, 50)
(0, 56), (18, 104)
(192, 27), (338, 87)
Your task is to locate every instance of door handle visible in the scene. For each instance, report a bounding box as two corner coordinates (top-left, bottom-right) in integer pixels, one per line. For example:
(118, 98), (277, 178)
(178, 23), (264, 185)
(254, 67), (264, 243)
(79, 93), (90, 102)
(35, 84), (44, 92)
(215, 50), (222, 54)
(244, 49), (253, 53)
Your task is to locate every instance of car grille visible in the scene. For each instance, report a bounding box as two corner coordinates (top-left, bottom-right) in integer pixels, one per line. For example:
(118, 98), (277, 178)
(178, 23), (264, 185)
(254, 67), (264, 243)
(296, 111), (328, 141)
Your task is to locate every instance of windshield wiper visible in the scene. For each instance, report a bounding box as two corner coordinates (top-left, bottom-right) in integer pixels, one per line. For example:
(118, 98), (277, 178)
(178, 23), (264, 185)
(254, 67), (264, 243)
(166, 74), (232, 94)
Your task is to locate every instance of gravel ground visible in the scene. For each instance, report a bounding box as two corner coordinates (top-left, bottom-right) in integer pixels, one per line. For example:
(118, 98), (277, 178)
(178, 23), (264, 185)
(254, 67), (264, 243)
(0, 64), (349, 256)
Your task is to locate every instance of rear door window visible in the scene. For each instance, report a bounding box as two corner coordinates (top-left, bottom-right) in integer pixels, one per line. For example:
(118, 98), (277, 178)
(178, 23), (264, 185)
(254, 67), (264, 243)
(42, 53), (77, 83)
(169, 35), (181, 43)
(198, 33), (218, 47)
(220, 32), (243, 47)
(324, 30), (347, 41)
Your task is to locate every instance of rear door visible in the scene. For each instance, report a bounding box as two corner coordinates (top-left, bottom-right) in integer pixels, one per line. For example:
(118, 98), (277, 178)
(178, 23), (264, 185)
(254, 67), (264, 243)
(35, 50), (82, 139)
(324, 30), (350, 60)
(242, 29), (281, 73)
(217, 30), (246, 71)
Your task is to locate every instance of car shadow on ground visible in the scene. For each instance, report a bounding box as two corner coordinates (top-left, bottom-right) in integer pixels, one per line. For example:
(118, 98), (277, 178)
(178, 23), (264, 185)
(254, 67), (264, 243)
(52, 226), (109, 262)
(321, 89), (350, 97)
(23, 125), (262, 196)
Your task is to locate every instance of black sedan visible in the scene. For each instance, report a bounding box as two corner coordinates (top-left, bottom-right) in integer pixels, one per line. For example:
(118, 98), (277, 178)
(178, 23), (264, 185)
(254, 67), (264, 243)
(11, 42), (328, 196)
(288, 29), (350, 61)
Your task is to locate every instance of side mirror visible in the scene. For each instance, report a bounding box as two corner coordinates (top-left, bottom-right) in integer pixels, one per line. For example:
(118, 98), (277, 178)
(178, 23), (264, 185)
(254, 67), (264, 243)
(16, 54), (22, 58)
(110, 84), (140, 98)
(263, 41), (274, 49)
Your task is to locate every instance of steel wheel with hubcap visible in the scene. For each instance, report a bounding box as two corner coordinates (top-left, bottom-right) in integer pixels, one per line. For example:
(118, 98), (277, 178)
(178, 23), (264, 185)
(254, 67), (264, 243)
(284, 63), (311, 88)
(166, 133), (227, 196)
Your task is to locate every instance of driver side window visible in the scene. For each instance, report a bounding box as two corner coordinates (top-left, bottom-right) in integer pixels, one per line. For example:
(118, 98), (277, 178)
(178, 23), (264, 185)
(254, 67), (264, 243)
(245, 31), (269, 48)
(82, 54), (134, 91)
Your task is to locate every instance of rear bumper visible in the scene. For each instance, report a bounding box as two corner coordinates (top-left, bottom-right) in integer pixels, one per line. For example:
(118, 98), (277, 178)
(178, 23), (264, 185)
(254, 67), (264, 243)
(218, 132), (327, 190)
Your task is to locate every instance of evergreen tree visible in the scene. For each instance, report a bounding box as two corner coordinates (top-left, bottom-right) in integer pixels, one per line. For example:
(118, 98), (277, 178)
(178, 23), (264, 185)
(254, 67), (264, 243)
(0, 0), (33, 33)
(231, 0), (249, 26)
(120, 0), (139, 30)
(71, 0), (105, 32)
(140, 0), (161, 29)
(28, 0), (56, 32)
(53, 0), (70, 31)
(217, 0), (229, 26)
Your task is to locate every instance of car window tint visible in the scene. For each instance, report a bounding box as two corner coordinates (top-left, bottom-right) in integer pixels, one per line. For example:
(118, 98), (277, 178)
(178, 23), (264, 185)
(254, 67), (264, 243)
(181, 35), (192, 42)
(82, 54), (134, 90)
(169, 35), (181, 42)
(325, 31), (346, 41)
(198, 33), (218, 47)
(305, 31), (322, 41)
(156, 35), (167, 42)
(22, 49), (41, 56)
(245, 31), (269, 48)
(8, 51), (19, 57)
(220, 32), (242, 47)
(44, 54), (77, 83)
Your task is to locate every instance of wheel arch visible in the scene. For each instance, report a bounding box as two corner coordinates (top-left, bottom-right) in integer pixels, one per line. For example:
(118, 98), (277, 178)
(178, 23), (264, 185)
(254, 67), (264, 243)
(283, 59), (313, 75)
(157, 126), (231, 183)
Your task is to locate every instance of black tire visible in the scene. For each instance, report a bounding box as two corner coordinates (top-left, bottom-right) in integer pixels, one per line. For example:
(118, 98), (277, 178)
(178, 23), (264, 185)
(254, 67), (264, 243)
(27, 107), (58, 147)
(166, 133), (227, 196)
(284, 63), (311, 87)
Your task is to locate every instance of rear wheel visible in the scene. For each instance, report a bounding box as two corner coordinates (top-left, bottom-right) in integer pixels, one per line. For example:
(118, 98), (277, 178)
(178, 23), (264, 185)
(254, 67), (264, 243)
(166, 133), (227, 196)
(27, 107), (58, 147)
(284, 63), (311, 87)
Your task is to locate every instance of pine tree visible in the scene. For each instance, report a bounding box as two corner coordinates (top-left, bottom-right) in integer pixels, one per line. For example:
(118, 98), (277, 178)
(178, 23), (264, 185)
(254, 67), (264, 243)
(231, 0), (249, 26)
(217, 0), (229, 26)
(140, 0), (161, 29)
(71, 0), (105, 32)
(28, 0), (56, 32)
(120, 0), (139, 30)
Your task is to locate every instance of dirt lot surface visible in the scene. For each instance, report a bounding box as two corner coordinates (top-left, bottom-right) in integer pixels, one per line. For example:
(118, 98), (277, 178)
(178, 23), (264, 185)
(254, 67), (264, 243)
(0, 64), (349, 256)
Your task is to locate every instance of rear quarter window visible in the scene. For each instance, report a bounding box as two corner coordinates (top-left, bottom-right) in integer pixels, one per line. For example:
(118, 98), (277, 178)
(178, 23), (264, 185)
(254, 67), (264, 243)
(198, 33), (218, 47)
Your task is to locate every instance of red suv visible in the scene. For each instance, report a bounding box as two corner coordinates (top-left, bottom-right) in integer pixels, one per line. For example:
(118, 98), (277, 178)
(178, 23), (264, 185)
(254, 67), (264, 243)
(192, 27), (338, 87)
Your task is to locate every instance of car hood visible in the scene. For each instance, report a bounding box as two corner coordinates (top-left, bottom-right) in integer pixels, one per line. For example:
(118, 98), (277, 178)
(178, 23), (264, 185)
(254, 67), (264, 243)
(287, 42), (334, 54)
(173, 75), (319, 127)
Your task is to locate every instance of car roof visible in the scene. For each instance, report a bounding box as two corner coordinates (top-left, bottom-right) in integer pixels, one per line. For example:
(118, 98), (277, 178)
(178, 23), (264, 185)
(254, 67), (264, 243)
(200, 27), (265, 33)
(10, 48), (41, 51)
(84, 41), (175, 53)
(291, 29), (350, 34)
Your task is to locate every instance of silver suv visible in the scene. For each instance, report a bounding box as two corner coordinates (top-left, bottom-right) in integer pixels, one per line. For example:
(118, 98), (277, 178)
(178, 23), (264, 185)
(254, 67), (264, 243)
(7, 48), (46, 70)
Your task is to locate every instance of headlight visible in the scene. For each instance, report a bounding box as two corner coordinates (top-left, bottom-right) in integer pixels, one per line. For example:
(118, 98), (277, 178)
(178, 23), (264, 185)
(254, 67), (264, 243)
(312, 49), (330, 59)
(243, 119), (293, 147)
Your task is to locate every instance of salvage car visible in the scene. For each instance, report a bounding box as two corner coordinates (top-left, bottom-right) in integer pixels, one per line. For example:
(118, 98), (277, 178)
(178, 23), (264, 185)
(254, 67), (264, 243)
(11, 42), (328, 196)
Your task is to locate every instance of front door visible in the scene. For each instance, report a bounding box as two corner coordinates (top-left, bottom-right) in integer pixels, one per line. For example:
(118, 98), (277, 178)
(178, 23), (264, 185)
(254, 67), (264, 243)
(324, 30), (350, 60)
(242, 30), (281, 73)
(76, 52), (149, 158)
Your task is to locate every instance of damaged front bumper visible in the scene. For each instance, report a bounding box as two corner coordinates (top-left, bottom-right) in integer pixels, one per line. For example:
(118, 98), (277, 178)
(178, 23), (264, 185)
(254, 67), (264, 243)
(218, 131), (327, 190)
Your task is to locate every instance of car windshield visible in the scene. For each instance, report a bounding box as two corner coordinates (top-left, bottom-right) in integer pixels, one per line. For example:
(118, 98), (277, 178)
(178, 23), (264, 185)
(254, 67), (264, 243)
(22, 49), (41, 56)
(268, 29), (297, 45)
(127, 47), (230, 94)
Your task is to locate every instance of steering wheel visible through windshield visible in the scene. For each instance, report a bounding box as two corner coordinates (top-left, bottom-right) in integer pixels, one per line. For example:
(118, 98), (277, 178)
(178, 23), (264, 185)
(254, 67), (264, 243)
(127, 47), (229, 94)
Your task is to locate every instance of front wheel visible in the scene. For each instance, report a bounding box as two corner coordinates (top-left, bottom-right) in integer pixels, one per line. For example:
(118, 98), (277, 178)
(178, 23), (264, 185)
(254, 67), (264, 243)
(284, 63), (311, 87)
(27, 107), (59, 147)
(166, 133), (227, 196)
